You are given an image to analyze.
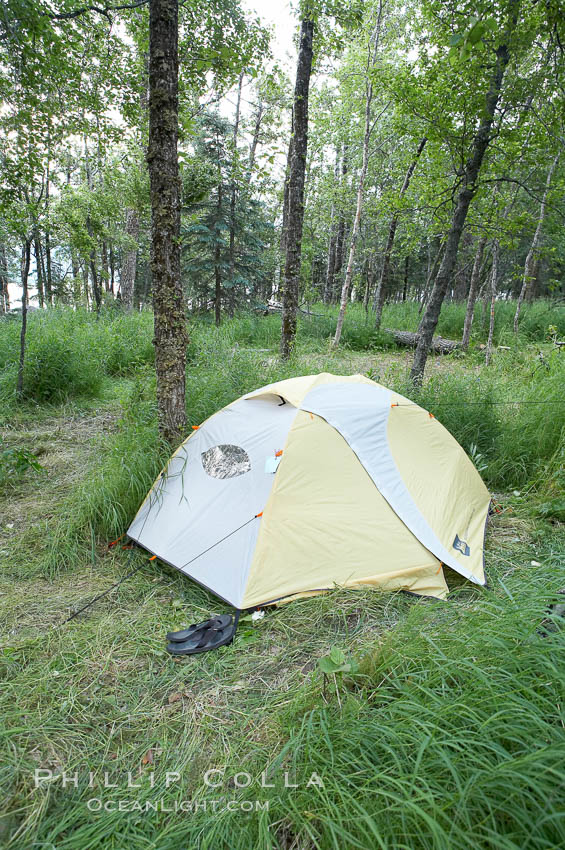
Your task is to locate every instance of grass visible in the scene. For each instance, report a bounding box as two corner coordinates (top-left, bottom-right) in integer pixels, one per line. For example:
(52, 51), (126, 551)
(1, 301), (565, 849)
(0, 308), (154, 408)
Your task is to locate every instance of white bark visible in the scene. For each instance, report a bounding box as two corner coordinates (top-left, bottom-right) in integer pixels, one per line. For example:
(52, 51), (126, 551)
(120, 208), (140, 310)
(332, 2), (383, 348)
(485, 239), (499, 366)
(514, 153), (559, 332)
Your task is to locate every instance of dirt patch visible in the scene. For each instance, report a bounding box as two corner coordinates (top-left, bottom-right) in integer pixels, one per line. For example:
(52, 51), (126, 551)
(0, 408), (118, 542)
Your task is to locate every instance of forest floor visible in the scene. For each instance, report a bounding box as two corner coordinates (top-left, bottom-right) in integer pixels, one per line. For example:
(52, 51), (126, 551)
(1, 310), (565, 850)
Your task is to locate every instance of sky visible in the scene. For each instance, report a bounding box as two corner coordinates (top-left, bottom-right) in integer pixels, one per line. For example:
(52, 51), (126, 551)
(241, 0), (297, 70)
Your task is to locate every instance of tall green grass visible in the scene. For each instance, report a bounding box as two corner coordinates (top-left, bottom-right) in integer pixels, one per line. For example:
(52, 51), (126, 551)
(391, 348), (565, 490)
(161, 558), (565, 850)
(8, 535), (564, 850)
(378, 298), (565, 345)
(1, 300), (562, 408)
(0, 308), (154, 405)
(43, 372), (166, 574)
(216, 299), (564, 354)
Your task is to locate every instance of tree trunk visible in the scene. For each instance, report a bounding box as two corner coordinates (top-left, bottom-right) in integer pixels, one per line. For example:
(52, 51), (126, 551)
(410, 40), (511, 386)
(17, 239), (31, 398)
(323, 229), (337, 305)
(83, 140), (102, 313)
(215, 245), (222, 326)
(66, 156), (81, 303)
(402, 255), (409, 302)
(333, 150), (369, 341)
(81, 261), (90, 308)
(33, 234), (45, 308)
(452, 229), (473, 302)
(215, 182), (223, 326)
(101, 241), (109, 291)
(333, 7), (383, 348)
(44, 152), (53, 304)
(280, 16), (314, 359)
(120, 209), (139, 310)
(44, 230), (53, 304)
(374, 135), (427, 329)
(247, 98), (264, 177)
(0, 246), (9, 314)
(109, 244), (115, 295)
(279, 111), (294, 260)
(324, 145), (349, 304)
(71, 249), (80, 301)
(485, 239), (499, 366)
(322, 154), (340, 304)
(332, 218), (348, 303)
(528, 257), (541, 302)
(418, 234), (442, 315)
(461, 234), (487, 350)
(364, 254), (375, 317)
(513, 152), (559, 332)
(386, 328), (460, 354)
(95, 115), (110, 294)
(228, 72), (243, 318)
(86, 218), (102, 314)
(148, 0), (187, 444)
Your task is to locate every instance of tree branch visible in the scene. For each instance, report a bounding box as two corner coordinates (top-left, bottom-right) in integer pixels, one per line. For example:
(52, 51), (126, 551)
(49, 0), (148, 21)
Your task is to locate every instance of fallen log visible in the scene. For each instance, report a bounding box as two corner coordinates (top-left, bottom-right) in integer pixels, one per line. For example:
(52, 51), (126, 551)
(254, 303), (325, 318)
(384, 328), (460, 354)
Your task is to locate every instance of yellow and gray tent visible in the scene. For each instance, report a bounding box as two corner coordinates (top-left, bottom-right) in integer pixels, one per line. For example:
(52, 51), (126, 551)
(129, 373), (490, 607)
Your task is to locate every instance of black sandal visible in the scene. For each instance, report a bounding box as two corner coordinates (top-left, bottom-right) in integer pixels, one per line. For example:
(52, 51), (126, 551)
(167, 619), (237, 655)
(166, 614), (232, 643)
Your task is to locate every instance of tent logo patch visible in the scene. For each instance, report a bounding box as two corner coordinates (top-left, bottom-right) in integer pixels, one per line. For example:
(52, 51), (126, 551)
(453, 534), (470, 556)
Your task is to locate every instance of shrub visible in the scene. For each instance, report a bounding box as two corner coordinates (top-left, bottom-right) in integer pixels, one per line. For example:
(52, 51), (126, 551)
(0, 308), (156, 405)
(99, 312), (155, 375)
(21, 328), (103, 402)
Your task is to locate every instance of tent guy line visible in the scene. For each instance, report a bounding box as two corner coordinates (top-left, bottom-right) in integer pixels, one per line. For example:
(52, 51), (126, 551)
(60, 553), (146, 626)
(178, 513), (262, 571)
(58, 514), (263, 627)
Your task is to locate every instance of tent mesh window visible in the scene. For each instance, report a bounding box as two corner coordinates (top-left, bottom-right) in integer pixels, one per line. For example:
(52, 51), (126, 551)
(201, 445), (251, 479)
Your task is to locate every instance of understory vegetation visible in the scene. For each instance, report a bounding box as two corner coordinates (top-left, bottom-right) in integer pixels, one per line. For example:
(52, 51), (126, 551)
(1, 305), (564, 849)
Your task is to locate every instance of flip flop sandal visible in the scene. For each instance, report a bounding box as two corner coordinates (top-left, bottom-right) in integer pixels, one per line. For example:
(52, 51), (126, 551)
(166, 614), (232, 643)
(166, 620), (237, 655)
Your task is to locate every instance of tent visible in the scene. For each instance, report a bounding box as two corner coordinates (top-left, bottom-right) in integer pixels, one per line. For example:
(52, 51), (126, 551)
(129, 373), (491, 608)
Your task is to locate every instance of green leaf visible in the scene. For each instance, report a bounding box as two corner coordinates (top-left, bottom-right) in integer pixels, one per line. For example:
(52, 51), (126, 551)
(318, 646), (359, 676)
(319, 657), (341, 674)
(467, 22), (487, 45)
(329, 646), (346, 665)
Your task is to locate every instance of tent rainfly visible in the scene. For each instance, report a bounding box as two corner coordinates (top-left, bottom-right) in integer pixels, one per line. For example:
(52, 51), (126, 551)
(129, 373), (491, 608)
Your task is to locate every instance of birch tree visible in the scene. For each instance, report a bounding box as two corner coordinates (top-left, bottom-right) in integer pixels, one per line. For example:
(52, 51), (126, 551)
(461, 235), (487, 349)
(373, 135), (427, 331)
(410, 9), (515, 385)
(332, 0), (383, 348)
(513, 152), (560, 332)
(485, 239), (499, 366)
